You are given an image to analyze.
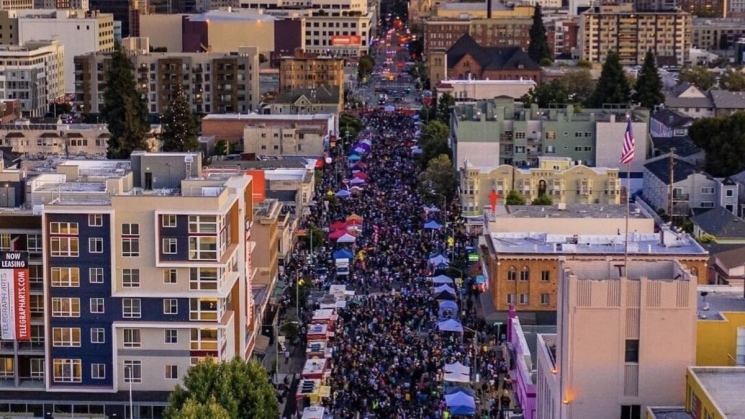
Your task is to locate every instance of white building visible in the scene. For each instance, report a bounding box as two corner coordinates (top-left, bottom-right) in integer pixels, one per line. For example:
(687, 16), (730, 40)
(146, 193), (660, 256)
(435, 79), (536, 102)
(34, 0), (89, 8)
(17, 9), (115, 94)
(0, 40), (65, 117)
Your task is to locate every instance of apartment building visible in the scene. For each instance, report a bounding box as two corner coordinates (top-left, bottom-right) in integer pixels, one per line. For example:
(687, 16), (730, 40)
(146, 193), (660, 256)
(243, 121), (327, 157)
(547, 17), (579, 58)
(14, 10), (115, 94)
(279, 52), (345, 92)
(0, 152), (261, 417)
(580, 4), (692, 67)
(481, 205), (708, 322)
(35, 0), (89, 8)
(252, 198), (281, 287)
(450, 98), (650, 173)
(434, 2), (533, 19)
(88, 0), (133, 37)
(424, 17), (532, 57)
(536, 259), (697, 419)
(692, 18), (745, 49)
(0, 0), (32, 9)
(460, 157), (621, 217)
(0, 41), (65, 118)
(202, 113), (336, 144)
(74, 39), (260, 116)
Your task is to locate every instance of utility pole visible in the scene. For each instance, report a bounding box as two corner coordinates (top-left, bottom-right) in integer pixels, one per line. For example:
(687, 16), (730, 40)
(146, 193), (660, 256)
(668, 148), (676, 224)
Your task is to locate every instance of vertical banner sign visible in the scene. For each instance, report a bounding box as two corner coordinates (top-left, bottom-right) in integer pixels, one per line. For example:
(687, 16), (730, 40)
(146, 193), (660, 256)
(0, 252), (29, 341)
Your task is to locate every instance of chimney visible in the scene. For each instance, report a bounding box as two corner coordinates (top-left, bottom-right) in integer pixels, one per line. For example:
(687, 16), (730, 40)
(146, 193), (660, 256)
(487, 0), (492, 19)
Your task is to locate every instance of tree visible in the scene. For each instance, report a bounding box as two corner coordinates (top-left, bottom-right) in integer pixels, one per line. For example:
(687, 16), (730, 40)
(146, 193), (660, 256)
(436, 92), (455, 125)
(418, 154), (456, 201)
(165, 358), (279, 419)
(340, 113), (362, 141)
(588, 52), (630, 107)
(531, 194), (553, 205)
(528, 5), (551, 64)
(258, 54), (268, 64)
(161, 86), (199, 152)
(576, 59), (592, 69)
(718, 69), (745, 91)
(213, 139), (235, 156)
(679, 66), (716, 91)
(561, 69), (595, 104)
(634, 50), (664, 109)
(520, 79), (568, 107)
(505, 190), (526, 205)
(689, 112), (745, 177)
(358, 55), (375, 80)
(169, 399), (231, 419)
(418, 120), (450, 169)
(101, 44), (150, 159)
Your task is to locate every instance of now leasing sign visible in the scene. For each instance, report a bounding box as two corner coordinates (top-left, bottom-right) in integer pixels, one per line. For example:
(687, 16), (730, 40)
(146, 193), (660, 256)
(0, 252), (29, 341)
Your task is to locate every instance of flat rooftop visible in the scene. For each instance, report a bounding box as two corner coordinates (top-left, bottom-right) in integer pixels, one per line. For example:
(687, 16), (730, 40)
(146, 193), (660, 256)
(690, 367), (745, 419)
(647, 408), (693, 419)
(203, 113), (332, 121)
(502, 204), (647, 220)
(697, 287), (745, 321)
(488, 231), (707, 256)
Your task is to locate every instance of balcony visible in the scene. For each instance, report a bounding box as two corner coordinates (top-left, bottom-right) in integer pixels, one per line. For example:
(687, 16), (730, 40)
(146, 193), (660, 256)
(672, 193), (690, 201)
(18, 341), (45, 352)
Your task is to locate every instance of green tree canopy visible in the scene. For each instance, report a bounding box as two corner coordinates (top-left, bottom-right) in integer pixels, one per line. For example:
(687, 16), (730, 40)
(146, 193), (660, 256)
(418, 154), (456, 202)
(418, 120), (450, 169)
(213, 139), (235, 156)
(505, 190), (526, 205)
(520, 79), (568, 107)
(718, 69), (745, 91)
(161, 85), (199, 152)
(633, 50), (664, 109)
(528, 5), (551, 64)
(531, 194), (553, 205)
(165, 358), (278, 419)
(679, 66), (716, 91)
(169, 398), (231, 419)
(101, 44), (150, 159)
(358, 55), (375, 79)
(588, 52), (630, 107)
(688, 112), (745, 177)
(520, 69), (595, 107)
(436, 92), (455, 125)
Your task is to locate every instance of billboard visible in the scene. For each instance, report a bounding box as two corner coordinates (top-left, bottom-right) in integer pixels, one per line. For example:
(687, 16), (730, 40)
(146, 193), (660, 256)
(331, 35), (362, 46)
(0, 252), (29, 341)
(245, 170), (266, 203)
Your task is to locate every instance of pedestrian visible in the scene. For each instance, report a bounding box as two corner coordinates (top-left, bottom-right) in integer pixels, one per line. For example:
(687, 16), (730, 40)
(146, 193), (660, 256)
(284, 349), (290, 364)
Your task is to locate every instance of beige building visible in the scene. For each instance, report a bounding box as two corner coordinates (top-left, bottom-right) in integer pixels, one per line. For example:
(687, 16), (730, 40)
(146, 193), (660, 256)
(0, 0), (32, 9)
(460, 157), (621, 217)
(268, 86), (343, 116)
(252, 198), (281, 288)
(244, 122), (326, 158)
(536, 259), (698, 419)
(0, 41), (65, 117)
(279, 52), (345, 92)
(265, 168), (315, 214)
(580, 4), (692, 66)
(74, 37), (260, 115)
(435, 79), (536, 102)
(434, 3), (533, 19)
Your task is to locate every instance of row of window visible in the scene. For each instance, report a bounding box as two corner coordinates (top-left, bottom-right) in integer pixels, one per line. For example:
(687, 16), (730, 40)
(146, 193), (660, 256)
(506, 267), (551, 282)
(124, 328), (217, 350)
(51, 297), (181, 317)
(52, 359), (176, 383)
(506, 293), (551, 305)
(50, 267), (221, 289)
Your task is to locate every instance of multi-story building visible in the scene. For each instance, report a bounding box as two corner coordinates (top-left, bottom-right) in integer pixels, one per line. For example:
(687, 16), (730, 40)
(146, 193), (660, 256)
(35, 0), (89, 8)
(692, 17), (745, 49)
(0, 41), (65, 118)
(459, 157), (621, 217)
(0, 0), (32, 9)
(547, 17), (579, 58)
(252, 198), (281, 288)
(450, 98), (650, 173)
(535, 259), (698, 419)
(202, 113), (336, 144)
(423, 17), (532, 58)
(74, 38), (260, 115)
(16, 10), (115, 94)
(267, 86), (344, 116)
(279, 51), (345, 92)
(434, 79), (536, 102)
(580, 4), (692, 67)
(88, 0), (134, 37)
(481, 205), (708, 322)
(434, 2), (533, 19)
(0, 152), (260, 416)
(243, 120), (328, 158)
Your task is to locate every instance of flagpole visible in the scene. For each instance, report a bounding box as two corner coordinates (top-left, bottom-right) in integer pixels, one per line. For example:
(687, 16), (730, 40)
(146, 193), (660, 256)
(624, 162), (631, 277)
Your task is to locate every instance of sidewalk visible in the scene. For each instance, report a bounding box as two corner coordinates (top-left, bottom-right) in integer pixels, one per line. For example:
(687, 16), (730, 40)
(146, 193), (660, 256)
(263, 338), (307, 419)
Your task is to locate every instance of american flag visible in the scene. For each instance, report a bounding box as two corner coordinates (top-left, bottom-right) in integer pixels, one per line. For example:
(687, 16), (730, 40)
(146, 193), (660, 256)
(620, 119), (635, 165)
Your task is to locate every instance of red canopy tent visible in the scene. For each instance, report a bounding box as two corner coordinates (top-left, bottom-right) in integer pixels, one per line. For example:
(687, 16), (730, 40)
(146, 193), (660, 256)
(352, 172), (368, 180)
(329, 221), (347, 231)
(327, 229), (346, 240)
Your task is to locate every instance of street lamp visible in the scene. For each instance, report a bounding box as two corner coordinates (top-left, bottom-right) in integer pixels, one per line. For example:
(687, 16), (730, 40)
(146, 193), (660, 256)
(462, 325), (480, 384)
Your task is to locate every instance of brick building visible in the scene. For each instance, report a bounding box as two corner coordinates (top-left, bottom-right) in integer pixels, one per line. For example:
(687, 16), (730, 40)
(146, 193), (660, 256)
(201, 113), (336, 144)
(423, 17), (532, 58)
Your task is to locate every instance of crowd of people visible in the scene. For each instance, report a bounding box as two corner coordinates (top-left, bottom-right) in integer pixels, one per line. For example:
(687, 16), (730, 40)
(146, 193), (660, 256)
(276, 109), (517, 418)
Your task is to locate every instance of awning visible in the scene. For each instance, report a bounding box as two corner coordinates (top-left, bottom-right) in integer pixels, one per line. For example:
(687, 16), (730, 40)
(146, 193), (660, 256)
(254, 334), (271, 354)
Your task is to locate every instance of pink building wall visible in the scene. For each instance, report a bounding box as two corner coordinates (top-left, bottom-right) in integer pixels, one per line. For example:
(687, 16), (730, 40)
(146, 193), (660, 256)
(509, 314), (537, 419)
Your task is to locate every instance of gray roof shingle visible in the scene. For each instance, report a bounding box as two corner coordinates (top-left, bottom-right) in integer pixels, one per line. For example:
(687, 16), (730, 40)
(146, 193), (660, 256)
(446, 34), (540, 72)
(644, 156), (697, 185)
(709, 90), (745, 109)
(691, 207), (745, 239)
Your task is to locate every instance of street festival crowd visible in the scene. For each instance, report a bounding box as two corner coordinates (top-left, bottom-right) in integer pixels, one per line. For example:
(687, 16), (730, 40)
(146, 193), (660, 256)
(279, 109), (518, 419)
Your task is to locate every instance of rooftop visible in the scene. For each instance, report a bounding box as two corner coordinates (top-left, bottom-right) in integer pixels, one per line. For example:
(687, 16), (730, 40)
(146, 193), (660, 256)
(647, 407), (693, 419)
(565, 259), (696, 281)
(689, 367), (745, 419)
(488, 229), (707, 256)
(188, 9), (277, 22)
(438, 2), (516, 11)
(501, 204), (647, 220)
(538, 333), (557, 369)
(696, 286), (745, 321)
(264, 169), (311, 182)
(691, 207), (745, 239)
(202, 113), (333, 121)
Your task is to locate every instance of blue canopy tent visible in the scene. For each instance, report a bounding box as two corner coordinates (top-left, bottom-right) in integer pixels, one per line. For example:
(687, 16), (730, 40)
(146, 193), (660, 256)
(434, 284), (456, 294)
(335, 190), (351, 198)
(435, 290), (457, 301)
(445, 391), (476, 416)
(475, 275), (487, 284)
(347, 154), (361, 162)
(438, 300), (458, 319)
(424, 220), (442, 230)
(332, 249), (353, 260)
(446, 386), (475, 397)
(434, 262), (449, 270)
(437, 319), (464, 333)
(432, 275), (454, 284)
(428, 254), (449, 266)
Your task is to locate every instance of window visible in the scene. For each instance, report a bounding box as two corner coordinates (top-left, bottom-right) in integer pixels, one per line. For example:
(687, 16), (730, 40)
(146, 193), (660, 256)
(30, 358), (43, 378)
(701, 187), (715, 194)
(507, 266), (517, 281)
(519, 293), (529, 305)
(52, 327), (81, 347)
(190, 267), (218, 290)
(190, 328), (218, 350)
(701, 201), (715, 208)
(165, 329), (178, 344)
(123, 328), (141, 347)
(122, 298), (141, 318)
(123, 360), (142, 383)
(122, 269), (140, 288)
(89, 237), (104, 253)
(165, 365), (178, 379)
(189, 236), (217, 260)
(164, 269), (177, 284)
(122, 223), (139, 235)
(541, 270), (550, 282)
(162, 238), (177, 254)
(88, 214), (103, 227)
(164, 299), (178, 314)
(188, 215), (219, 233)
(52, 297), (80, 317)
(53, 359), (82, 383)
(50, 222), (78, 235)
(506, 293), (515, 304)
(190, 298), (218, 320)
(545, 131), (556, 140)
(122, 223), (140, 257)
(625, 339), (639, 363)
(51, 267), (80, 287)
(90, 298), (104, 314)
(91, 328), (105, 343)
(27, 234), (41, 252)
(541, 293), (550, 305)
(620, 405), (641, 419)
(520, 266), (530, 281)
(89, 267), (104, 283)
(91, 364), (105, 379)
(50, 237), (79, 257)
(162, 215), (177, 227)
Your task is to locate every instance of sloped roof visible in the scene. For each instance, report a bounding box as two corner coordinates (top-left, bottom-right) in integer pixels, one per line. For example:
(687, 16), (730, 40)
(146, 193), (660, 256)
(668, 82), (698, 98)
(664, 95), (713, 109)
(691, 207), (745, 239)
(446, 34), (540, 72)
(651, 136), (702, 158)
(707, 243), (745, 270)
(651, 109), (694, 129)
(709, 90), (745, 109)
(274, 86), (341, 105)
(644, 156), (697, 185)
